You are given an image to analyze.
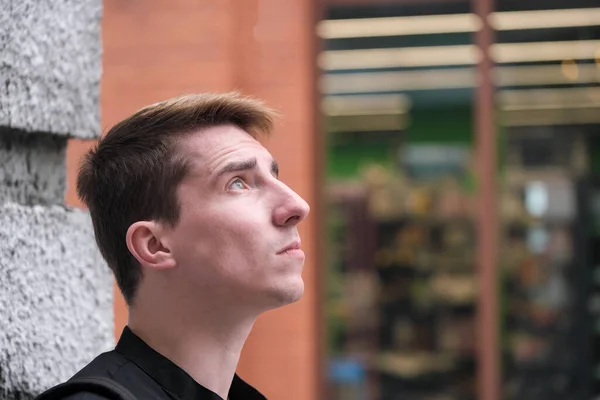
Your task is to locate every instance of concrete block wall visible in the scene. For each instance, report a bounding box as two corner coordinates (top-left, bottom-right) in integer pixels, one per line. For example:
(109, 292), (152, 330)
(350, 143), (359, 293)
(0, 1), (113, 399)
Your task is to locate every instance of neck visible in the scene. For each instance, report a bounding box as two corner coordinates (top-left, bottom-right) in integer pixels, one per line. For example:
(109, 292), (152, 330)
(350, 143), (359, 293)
(128, 289), (257, 400)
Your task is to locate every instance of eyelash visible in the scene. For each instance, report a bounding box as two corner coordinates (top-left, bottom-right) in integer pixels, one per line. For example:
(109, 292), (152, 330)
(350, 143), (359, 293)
(225, 171), (278, 191)
(227, 177), (249, 191)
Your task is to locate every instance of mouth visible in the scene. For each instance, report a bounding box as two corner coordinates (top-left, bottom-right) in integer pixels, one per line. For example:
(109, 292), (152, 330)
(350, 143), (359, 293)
(277, 240), (304, 257)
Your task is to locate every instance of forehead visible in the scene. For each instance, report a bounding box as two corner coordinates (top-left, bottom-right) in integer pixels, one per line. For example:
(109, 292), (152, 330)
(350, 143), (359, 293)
(178, 125), (272, 174)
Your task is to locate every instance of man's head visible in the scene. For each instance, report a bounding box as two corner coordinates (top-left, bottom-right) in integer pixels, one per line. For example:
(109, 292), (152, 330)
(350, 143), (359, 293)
(77, 93), (310, 310)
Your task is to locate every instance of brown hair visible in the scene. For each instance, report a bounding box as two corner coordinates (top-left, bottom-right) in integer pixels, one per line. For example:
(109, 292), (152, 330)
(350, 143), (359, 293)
(76, 92), (277, 305)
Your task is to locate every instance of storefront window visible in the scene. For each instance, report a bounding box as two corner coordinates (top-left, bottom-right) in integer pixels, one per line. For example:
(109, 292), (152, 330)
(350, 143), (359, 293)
(319, 0), (600, 399)
(320, 1), (479, 398)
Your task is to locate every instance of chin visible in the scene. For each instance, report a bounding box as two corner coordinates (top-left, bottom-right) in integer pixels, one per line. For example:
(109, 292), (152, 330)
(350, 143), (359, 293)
(265, 276), (305, 309)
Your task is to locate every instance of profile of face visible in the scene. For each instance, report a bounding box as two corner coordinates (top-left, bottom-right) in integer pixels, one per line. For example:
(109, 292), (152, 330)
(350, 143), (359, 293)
(157, 125), (310, 312)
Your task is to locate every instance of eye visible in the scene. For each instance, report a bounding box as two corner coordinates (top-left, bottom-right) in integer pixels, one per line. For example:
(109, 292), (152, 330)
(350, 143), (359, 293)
(228, 177), (249, 191)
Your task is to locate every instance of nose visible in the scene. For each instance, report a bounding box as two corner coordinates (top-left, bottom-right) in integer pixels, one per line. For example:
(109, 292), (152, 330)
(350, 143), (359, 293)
(272, 184), (310, 227)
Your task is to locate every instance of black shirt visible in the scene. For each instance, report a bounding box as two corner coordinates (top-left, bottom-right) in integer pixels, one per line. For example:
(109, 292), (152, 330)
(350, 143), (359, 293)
(63, 326), (266, 400)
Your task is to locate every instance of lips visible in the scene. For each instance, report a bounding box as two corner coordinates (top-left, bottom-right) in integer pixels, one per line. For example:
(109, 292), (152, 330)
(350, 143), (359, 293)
(277, 240), (301, 255)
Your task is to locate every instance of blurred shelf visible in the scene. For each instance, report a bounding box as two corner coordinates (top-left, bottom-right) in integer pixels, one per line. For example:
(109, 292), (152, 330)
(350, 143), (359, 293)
(374, 351), (459, 380)
(374, 215), (474, 226)
(373, 351), (476, 382)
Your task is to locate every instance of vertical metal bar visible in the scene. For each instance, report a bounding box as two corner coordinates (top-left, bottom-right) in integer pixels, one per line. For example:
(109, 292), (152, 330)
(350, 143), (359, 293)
(313, 0), (327, 398)
(473, 0), (499, 399)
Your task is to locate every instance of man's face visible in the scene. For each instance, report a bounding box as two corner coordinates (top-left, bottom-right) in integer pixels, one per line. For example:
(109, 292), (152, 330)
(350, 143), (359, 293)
(164, 125), (310, 311)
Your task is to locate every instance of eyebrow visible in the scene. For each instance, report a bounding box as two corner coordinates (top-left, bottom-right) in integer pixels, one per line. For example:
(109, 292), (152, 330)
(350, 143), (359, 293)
(216, 158), (279, 179)
(217, 158), (258, 178)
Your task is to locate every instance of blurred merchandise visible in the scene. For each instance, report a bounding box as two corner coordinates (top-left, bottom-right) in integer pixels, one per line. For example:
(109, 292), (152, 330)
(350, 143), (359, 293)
(327, 142), (478, 399)
(329, 357), (370, 400)
(500, 131), (591, 400)
(321, 1), (600, 399)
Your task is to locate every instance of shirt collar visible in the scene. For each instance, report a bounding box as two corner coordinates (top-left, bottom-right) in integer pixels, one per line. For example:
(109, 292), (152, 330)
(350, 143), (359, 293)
(115, 326), (265, 400)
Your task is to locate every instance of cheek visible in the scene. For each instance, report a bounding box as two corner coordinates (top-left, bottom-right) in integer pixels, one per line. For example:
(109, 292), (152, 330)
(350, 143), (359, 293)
(214, 216), (266, 262)
(174, 209), (267, 266)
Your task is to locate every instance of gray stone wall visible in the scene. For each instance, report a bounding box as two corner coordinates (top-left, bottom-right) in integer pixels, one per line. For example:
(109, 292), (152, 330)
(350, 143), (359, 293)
(0, 1), (113, 399)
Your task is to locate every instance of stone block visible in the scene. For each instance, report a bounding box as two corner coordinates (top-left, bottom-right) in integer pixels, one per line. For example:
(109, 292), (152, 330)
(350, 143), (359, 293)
(0, 203), (113, 399)
(0, 128), (67, 206)
(0, 0), (102, 138)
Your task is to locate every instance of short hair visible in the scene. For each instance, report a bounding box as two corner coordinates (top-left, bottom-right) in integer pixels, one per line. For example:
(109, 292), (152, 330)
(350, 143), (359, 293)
(76, 92), (277, 305)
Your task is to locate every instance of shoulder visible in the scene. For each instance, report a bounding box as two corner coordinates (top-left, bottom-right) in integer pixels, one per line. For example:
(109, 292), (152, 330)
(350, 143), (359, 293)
(36, 351), (133, 400)
(37, 376), (135, 400)
(35, 384), (119, 400)
(60, 393), (114, 400)
(69, 350), (130, 380)
(230, 374), (267, 400)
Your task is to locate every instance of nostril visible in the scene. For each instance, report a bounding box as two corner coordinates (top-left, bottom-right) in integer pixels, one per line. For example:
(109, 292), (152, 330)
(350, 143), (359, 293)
(284, 215), (301, 226)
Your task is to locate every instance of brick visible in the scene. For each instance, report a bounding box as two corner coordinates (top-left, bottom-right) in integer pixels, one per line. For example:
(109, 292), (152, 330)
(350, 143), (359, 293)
(65, 139), (96, 208)
(100, 2), (320, 400)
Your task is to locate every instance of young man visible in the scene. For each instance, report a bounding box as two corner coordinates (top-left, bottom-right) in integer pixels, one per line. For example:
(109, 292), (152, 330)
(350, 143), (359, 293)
(59, 93), (310, 399)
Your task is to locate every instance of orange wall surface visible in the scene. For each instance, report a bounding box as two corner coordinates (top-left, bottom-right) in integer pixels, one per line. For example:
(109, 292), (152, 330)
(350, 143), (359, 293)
(66, 1), (321, 400)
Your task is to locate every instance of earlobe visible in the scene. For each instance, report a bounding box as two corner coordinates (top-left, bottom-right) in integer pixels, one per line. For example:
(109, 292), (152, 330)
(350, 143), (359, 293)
(126, 221), (176, 270)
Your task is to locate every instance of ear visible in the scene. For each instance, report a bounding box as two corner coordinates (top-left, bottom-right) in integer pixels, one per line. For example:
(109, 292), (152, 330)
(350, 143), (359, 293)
(126, 221), (176, 270)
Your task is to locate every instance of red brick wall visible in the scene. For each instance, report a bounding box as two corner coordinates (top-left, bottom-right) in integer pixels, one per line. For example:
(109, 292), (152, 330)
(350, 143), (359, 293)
(326, 0), (463, 5)
(66, 1), (321, 399)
